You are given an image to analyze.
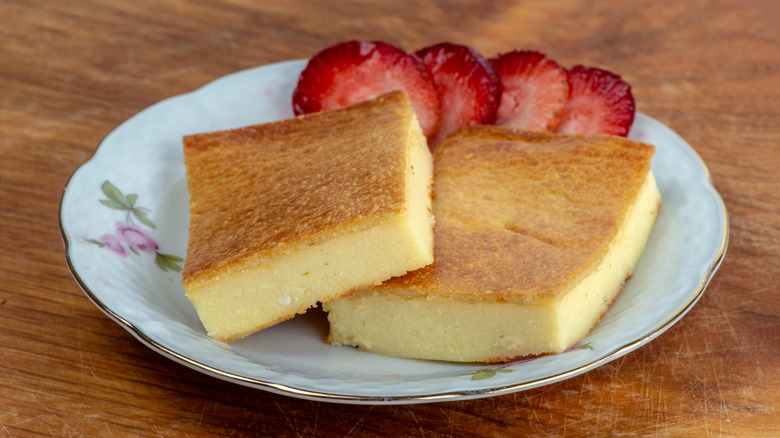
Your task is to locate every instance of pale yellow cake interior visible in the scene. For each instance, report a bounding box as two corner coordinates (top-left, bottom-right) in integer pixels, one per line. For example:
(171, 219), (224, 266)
(324, 126), (660, 363)
(325, 172), (659, 362)
(183, 92), (434, 342)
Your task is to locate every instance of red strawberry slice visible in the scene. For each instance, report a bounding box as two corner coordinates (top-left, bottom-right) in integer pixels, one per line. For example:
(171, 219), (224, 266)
(415, 43), (502, 146)
(292, 40), (440, 140)
(554, 65), (635, 137)
(490, 50), (568, 132)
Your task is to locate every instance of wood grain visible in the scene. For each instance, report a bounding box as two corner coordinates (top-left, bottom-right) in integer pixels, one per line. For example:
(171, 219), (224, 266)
(1, 0), (778, 436)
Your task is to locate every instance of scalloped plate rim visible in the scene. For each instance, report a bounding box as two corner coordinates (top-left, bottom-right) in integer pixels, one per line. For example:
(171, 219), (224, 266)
(59, 60), (729, 405)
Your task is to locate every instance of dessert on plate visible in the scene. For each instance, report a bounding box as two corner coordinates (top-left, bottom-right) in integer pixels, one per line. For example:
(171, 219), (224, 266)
(182, 90), (434, 342)
(325, 125), (660, 362)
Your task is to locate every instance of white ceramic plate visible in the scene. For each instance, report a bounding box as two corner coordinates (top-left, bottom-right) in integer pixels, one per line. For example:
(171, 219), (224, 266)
(60, 60), (728, 404)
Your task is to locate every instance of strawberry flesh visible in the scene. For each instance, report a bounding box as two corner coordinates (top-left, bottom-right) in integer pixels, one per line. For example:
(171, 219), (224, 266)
(415, 42), (502, 145)
(555, 65), (635, 137)
(491, 50), (568, 132)
(292, 40), (440, 139)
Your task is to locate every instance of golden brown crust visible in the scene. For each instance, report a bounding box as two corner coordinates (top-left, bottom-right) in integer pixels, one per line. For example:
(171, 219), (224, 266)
(182, 91), (415, 286)
(378, 125), (656, 303)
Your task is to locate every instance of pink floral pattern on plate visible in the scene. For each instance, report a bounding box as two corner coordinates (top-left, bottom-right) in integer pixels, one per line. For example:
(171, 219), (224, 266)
(86, 181), (183, 272)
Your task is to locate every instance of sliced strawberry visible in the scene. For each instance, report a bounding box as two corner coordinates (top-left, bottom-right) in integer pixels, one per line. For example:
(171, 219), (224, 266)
(415, 43), (502, 146)
(292, 40), (440, 140)
(554, 65), (635, 137)
(490, 50), (568, 132)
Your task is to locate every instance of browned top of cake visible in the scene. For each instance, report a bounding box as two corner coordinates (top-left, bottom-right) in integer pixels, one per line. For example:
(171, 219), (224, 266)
(182, 91), (416, 286)
(378, 125), (656, 303)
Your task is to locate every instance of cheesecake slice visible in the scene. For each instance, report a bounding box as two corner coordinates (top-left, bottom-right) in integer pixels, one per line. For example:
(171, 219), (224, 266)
(182, 91), (434, 342)
(324, 125), (660, 362)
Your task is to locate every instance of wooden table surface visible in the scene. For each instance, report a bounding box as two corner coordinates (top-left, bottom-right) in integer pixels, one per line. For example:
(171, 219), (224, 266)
(2, 0), (778, 436)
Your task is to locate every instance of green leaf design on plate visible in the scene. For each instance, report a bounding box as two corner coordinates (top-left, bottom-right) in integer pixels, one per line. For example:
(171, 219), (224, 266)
(155, 253), (183, 272)
(99, 181), (156, 228)
(471, 370), (495, 380)
(99, 199), (128, 210)
(126, 193), (138, 206)
(578, 342), (594, 350)
(471, 368), (512, 381)
(101, 181), (129, 208)
(94, 180), (179, 271)
(133, 208), (156, 229)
